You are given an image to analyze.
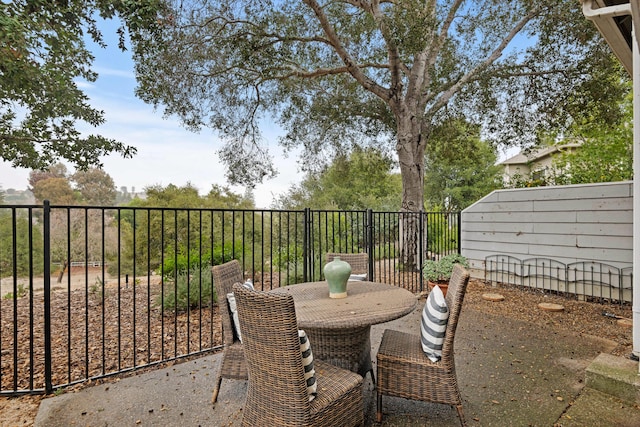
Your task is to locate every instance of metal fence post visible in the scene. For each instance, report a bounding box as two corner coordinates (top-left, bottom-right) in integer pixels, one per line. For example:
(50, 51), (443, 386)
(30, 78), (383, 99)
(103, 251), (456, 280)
(43, 200), (53, 393)
(366, 209), (374, 281)
(457, 211), (462, 255)
(419, 210), (424, 292)
(303, 208), (310, 282)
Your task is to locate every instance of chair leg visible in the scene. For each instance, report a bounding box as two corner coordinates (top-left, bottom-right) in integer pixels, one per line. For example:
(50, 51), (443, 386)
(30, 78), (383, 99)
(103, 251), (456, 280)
(368, 368), (375, 385)
(211, 376), (223, 405)
(376, 392), (383, 422)
(455, 404), (466, 427)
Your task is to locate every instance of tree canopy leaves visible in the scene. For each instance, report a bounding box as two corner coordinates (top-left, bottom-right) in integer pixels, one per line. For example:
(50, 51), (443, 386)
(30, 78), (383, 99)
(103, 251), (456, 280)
(131, 0), (623, 191)
(274, 147), (401, 210)
(552, 90), (633, 186)
(131, 183), (254, 209)
(425, 118), (502, 211)
(504, 79), (633, 189)
(72, 168), (117, 205)
(0, 0), (165, 171)
(28, 162), (118, 205)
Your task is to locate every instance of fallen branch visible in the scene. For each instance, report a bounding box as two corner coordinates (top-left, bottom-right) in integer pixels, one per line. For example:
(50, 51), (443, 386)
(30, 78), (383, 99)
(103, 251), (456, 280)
(602, 311), (631, 321)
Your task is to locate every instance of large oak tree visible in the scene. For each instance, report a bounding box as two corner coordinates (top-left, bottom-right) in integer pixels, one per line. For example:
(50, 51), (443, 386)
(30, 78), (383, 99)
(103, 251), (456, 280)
(129, 0), (624, 268)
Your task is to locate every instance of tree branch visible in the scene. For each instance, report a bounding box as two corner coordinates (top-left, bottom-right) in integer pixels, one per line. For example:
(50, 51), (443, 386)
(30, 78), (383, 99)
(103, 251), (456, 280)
(421, 0), (464, 99)
(188, 15), (333, 47)
(492, 68), (569, 78)
(302, 0), (391, 101)
(276, 62), (389, 80)
(337, 0), (396, 8)
(426, 5), (543, 116)
(370, 0), (404, 107)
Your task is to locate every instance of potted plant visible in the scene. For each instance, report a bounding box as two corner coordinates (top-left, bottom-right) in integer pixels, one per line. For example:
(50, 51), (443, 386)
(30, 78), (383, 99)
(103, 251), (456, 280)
(422, 253), (468, 296)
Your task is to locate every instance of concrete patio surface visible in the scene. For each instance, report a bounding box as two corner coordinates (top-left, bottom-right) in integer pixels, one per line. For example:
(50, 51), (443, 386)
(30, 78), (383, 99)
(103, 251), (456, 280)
(35, 299), (639, 426)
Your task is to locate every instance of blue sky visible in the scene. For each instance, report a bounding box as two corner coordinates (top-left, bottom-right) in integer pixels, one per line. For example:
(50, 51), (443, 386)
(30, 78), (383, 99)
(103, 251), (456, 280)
(0, 18), (300, 208)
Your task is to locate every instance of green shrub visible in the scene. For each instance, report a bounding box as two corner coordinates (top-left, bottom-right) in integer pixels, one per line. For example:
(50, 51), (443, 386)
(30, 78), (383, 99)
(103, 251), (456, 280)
(89, 276), (108, 301)
(156, 267), (214, 312)
(158, 241), (242, 278)
(285, 263), (307, 285)
(3, 283), (28, 299)
(422, 253), (468, 282)
(373, 243), (397, 261)
(159, 249), (210, 277)
(0, 213), (44, 278)
(211, 241), (243, 265)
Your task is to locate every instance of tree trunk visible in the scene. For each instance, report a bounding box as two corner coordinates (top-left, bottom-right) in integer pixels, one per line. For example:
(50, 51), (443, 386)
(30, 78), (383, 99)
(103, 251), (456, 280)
(396, 114), (426, 271)
(57, 259), (68, 284)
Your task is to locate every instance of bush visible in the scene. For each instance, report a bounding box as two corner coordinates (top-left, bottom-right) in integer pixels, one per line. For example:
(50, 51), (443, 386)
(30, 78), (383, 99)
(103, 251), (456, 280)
(426, 211), (460, 255)
(374, 243), (397, 261)
(156, 266), (214, 312)
(422, 253), (468, 282)
(158, 241), (242, 278)
(3, 283), (28, 299)
(159, 249), (211, 277)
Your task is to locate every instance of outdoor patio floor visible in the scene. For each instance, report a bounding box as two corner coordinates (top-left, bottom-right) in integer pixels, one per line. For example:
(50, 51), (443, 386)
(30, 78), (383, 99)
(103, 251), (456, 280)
(35, 299), (639, 426)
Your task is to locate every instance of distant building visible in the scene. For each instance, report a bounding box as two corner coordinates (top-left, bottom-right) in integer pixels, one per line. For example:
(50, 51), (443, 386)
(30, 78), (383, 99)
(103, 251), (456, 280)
(500, 143), (582, 186)
(2, 188), (35, 205)
(116, 186), (146, 205)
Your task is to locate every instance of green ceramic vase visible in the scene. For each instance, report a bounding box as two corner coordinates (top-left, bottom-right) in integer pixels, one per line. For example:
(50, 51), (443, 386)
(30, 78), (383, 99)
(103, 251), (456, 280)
(324, 256), (352, 298)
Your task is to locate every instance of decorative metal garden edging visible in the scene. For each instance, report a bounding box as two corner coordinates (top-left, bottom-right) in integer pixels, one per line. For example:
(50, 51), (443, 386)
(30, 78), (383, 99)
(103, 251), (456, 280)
(484, 254), (632, 305)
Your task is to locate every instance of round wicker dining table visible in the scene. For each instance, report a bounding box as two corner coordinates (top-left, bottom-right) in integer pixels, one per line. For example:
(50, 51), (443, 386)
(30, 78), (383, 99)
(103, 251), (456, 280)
(270, 280), (418, 381)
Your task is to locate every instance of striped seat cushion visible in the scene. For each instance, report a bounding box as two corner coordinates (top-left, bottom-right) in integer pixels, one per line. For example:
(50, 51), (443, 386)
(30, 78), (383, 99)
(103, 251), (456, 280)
(226, 292), (243, 342)
(420, 285), (449, 362)
(226, 281), (255, 343)
(298, 329), (317, 401)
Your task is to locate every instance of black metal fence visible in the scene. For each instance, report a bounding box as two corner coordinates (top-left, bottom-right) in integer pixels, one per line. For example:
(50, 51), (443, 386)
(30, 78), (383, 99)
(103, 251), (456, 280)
(0, 202), (460, 395)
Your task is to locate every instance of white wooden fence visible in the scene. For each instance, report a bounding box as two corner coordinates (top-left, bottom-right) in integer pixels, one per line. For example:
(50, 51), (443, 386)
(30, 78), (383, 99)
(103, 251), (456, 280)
(461, 181), (633, 302)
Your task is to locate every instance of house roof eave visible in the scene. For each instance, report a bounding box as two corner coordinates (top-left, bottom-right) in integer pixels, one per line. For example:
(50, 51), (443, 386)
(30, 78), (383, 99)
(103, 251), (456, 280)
(582, 0), (635, 76)
(499, 143), (582, 166)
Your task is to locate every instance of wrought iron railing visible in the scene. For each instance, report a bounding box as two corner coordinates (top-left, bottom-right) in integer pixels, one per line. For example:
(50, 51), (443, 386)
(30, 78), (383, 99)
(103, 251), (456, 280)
(0, 202), (460, 395)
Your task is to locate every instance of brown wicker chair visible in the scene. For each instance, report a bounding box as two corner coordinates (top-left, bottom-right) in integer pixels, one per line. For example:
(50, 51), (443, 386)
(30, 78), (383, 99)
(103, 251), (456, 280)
(233, 283), (365, 427)
(325, 252), (369, 279)
(376, 264), (470, 426)
(210, 260), (248, 406)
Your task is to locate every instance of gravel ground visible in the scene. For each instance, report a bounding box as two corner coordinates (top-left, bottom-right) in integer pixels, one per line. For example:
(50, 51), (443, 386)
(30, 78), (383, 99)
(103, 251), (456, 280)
(0, 278), (633, 427)
(463, 279), (633, 358)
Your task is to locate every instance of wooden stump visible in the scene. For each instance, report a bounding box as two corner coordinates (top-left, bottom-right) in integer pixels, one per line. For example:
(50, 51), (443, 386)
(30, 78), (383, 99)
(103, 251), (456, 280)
(482, 293), (505, 302)
(617, 318), (633, 328)
(538, 302), (564, 312)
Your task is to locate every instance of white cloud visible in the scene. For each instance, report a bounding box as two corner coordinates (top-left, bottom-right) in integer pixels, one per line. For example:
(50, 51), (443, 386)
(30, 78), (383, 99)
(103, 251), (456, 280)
(0, 162), (30, 191)
(1, 89), (302, 208)
(94, 66), (135, 80)
(75, 80), (95, 90)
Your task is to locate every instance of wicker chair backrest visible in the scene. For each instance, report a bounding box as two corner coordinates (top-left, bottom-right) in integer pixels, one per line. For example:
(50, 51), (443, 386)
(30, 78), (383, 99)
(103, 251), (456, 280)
(325, 252), (369, 277)
(441, 264), (470, 362)
(233, 284), (311, 422)
(212, 260), (244, 345)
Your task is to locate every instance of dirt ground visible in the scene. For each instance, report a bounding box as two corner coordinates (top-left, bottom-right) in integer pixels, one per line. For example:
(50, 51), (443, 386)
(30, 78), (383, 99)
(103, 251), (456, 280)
(0, 266), (132, 297)
(0, 276), (634, 427)
(0, 268), (111, 427)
